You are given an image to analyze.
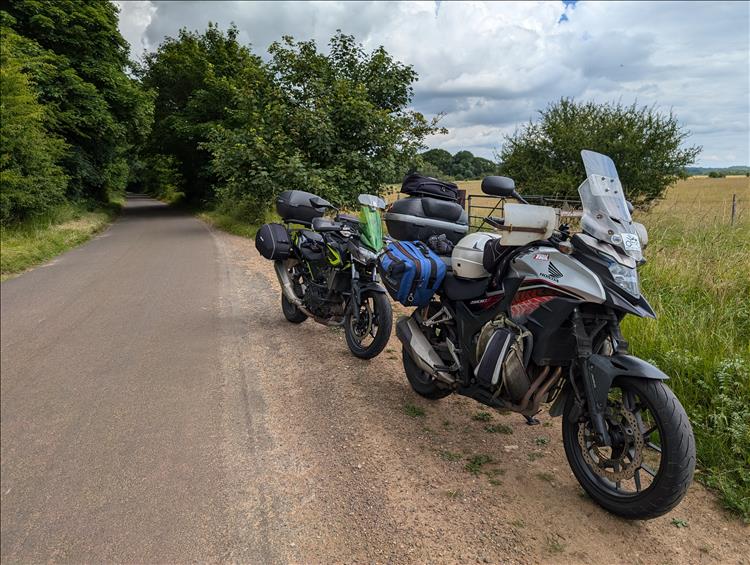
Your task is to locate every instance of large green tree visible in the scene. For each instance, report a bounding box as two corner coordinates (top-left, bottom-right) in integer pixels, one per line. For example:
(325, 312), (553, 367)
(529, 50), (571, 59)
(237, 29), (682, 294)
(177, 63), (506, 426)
(3, 1), (151, 202)
(500, 98), (701, 202)
(0, 33), (68, 224)
(205, 32), (443, 220)
(139, 23), (262, 203)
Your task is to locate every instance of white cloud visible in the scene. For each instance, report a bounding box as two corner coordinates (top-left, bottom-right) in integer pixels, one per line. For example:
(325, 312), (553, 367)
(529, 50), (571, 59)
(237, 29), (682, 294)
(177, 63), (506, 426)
(118, 0), (750, 167)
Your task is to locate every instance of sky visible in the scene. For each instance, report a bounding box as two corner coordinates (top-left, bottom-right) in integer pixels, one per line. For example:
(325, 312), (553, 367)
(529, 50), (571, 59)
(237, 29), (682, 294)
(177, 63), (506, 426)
(117, 1), (750, 167)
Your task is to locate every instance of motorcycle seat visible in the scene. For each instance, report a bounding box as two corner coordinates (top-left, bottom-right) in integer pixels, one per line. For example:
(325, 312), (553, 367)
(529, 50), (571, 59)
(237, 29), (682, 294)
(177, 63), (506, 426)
(298, 229), (324, 243)
(441, 272), (489, 301)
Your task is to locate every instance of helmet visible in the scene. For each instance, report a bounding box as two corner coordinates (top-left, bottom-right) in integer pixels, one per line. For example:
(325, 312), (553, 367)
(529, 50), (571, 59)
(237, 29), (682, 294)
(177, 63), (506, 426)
(451, 232), (500, 279)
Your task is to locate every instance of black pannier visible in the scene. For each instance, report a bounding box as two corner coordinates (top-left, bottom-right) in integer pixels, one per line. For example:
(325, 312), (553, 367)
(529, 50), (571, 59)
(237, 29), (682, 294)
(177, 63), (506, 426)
(276, 190), (330, 226)
(255, 223), (291, 260)
(401, 173), (459, 201)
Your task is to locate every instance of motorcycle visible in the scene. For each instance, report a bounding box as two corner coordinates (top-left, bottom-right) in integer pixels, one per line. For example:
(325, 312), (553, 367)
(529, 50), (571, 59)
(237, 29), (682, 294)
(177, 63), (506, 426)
(394, 150), (695, 519)
(270, 192), (392, 359)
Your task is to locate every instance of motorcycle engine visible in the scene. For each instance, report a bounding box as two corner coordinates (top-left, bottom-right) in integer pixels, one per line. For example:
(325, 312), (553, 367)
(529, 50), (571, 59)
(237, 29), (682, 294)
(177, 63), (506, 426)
(303, 279), (344, 319)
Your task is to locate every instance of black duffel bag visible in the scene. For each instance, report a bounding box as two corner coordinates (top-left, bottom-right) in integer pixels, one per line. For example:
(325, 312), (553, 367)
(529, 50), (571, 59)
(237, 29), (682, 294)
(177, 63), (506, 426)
(401, 173), (459, 201)
(255, 223), (291, 260)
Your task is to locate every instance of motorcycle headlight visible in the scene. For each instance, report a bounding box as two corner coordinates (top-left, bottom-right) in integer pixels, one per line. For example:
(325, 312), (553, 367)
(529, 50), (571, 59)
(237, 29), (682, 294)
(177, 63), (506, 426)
(607, 260), (640, 297)
(352, 245), (378, 264)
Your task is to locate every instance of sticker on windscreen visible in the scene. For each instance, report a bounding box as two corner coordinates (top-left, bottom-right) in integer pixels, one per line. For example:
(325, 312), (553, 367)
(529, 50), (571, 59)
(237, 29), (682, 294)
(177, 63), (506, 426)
(621, 233), (641, 251)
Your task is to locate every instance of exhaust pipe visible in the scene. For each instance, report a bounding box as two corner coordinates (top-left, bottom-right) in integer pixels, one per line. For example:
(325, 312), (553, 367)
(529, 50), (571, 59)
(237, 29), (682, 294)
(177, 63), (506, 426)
(273, 260), (318, 320)
(396, 316), (455, 384)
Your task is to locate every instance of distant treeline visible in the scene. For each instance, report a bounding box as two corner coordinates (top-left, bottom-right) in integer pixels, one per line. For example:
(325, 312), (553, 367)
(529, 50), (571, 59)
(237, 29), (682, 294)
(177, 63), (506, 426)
(684, 166), (750, 177)
(412, 149), (501, 181)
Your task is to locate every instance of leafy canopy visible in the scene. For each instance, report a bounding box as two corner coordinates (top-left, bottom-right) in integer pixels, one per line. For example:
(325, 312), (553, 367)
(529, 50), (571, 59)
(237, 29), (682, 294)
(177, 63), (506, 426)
(500, 98), (702, 203)
(2, 2), (152, 203)
(204, 31), (443, 221)
(138, 23), (262, 203)
(0, 30), (68, 224)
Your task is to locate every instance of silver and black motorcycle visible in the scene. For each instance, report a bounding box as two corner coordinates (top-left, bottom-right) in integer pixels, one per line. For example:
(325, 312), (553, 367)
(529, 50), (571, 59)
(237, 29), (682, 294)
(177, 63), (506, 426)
(270, 191), (392, 359)
(395, 150), (695, 519)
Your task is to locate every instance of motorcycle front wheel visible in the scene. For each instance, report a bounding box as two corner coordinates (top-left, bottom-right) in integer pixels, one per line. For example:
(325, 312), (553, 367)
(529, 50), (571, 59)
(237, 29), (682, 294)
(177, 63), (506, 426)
(344, 292), (392, 359)
(562, 376), (695, 519)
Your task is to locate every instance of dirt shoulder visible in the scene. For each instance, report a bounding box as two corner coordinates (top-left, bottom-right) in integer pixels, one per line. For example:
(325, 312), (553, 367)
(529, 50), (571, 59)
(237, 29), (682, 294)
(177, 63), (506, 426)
(213, 227), (749, 565)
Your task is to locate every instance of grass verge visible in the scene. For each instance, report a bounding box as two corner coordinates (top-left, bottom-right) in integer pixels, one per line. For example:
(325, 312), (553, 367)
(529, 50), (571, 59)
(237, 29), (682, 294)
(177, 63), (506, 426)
(198, 208), (268, 239)
(621, 179), (749, 521)
(1, 201), (120, 281)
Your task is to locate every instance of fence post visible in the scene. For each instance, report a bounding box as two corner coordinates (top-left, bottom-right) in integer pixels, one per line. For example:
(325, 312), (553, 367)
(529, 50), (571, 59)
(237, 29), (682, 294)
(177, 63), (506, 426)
(731, 193), (737, 226)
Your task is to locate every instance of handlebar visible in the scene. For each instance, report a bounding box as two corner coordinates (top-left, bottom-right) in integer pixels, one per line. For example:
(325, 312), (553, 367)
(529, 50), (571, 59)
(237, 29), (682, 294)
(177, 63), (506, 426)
(485, 216), (505, 229)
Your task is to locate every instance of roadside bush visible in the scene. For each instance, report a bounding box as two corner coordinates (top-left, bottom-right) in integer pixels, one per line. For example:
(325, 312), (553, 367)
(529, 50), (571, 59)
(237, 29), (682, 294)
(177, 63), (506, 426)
(500, 98), (701, 203)
(203, 32), (443, 219)
(707, 171), (727, 178)
(0, 40), (67, 224)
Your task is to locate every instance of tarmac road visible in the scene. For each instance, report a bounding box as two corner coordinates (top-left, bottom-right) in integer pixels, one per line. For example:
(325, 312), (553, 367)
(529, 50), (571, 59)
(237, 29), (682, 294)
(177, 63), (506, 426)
(0, 196), (258, 562)
(2, 195), (747, 564)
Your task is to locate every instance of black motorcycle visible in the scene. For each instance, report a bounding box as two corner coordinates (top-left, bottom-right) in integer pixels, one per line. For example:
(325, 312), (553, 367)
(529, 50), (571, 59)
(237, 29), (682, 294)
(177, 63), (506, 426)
(258, 191), (392, 359)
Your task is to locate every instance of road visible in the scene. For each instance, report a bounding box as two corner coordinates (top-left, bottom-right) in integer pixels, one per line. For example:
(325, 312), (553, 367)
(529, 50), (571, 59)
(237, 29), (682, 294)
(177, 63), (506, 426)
(1, 195), (747, 564)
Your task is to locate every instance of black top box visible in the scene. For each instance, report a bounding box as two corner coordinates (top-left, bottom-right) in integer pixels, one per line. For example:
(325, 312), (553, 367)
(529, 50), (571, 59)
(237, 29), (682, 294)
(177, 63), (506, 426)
(276, 190), (331, 226)
(385, 196), (468, 244)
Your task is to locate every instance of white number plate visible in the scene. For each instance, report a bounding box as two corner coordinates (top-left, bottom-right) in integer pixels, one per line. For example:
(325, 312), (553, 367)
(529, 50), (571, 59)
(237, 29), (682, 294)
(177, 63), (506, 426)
(622, 233), (641, 251)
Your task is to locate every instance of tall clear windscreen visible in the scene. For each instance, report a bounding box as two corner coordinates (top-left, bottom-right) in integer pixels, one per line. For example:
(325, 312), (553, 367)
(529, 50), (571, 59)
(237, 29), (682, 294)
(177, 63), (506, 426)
(578, 150), (643, 262)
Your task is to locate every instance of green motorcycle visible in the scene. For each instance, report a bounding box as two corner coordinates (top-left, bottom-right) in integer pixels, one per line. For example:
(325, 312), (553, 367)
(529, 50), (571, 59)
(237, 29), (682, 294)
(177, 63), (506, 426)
(273, 192), (392, 359)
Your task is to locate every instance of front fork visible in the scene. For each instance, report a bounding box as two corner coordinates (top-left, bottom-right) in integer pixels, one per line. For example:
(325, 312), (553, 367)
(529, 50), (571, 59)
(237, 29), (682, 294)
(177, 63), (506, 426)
(347, 262), (384, 322)
(571, 308), (628, 446)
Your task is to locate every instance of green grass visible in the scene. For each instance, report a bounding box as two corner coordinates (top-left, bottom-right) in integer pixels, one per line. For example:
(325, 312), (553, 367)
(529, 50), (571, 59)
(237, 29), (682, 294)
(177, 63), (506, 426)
(484, 423), (513, 434)
(465, 454), (493, 475)
(439, 450), (463, 462)
(199, 209), (264, 238)
(1, 201), (120, 280)
(472, 411), (493, 422)
(621, 179), (750, 520)
(403, 403), (425, 418)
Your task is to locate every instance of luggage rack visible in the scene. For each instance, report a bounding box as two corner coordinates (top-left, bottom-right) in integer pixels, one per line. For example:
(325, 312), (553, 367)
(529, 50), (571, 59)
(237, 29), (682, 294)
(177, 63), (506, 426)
(467, 194), (583, 233)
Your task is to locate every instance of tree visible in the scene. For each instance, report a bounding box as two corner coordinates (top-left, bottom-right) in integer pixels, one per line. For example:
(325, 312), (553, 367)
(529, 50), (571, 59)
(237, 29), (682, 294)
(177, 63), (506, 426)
(205, 32), (443, 221)
(139, 23), (262, 203)
(500, 98), (701, 202)
(0, 36), (68, 224)
(421, 148), (453, 176)
(3, 2), (152, 202)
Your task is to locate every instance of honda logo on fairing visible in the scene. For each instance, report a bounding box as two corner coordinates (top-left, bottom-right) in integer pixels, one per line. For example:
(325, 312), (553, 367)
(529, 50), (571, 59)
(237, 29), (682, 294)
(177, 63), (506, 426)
(539, 261), (563, 282)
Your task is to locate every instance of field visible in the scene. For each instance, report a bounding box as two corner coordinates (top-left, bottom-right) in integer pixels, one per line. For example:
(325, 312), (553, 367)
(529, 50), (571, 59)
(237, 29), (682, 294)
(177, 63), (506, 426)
(450, 175), (750, 518)
(621, 176), (749, 518)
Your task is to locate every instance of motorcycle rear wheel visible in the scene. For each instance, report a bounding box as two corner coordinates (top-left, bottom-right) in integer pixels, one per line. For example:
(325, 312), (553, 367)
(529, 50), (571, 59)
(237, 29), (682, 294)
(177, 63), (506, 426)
(281, 293), (307, 323)
(402, 348), (453, 399)
(562, 376), (695, 519)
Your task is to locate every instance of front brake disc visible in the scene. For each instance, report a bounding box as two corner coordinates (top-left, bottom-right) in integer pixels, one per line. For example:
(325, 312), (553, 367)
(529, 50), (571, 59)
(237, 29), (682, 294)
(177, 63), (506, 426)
(577, 406), (644, 481)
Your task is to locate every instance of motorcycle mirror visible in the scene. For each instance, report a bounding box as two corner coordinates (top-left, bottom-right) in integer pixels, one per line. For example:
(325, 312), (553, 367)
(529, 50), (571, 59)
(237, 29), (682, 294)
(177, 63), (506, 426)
(309, 196), (337, 211)
(633, 222), (648, 248)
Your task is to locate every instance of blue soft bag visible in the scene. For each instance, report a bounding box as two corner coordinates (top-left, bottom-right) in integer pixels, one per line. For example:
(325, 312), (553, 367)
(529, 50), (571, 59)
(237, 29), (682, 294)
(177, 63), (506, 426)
(377, 241), (446, 307)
